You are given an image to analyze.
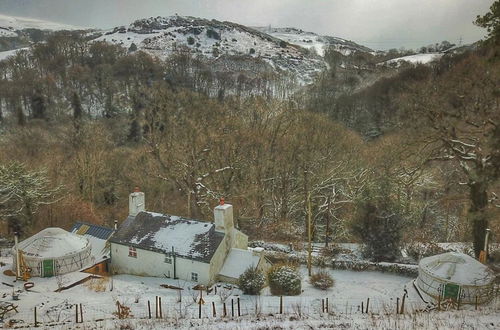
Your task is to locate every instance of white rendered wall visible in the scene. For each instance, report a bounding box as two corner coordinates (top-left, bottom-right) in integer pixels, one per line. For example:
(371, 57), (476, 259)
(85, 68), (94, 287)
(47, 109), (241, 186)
(110, 243), (211, 284)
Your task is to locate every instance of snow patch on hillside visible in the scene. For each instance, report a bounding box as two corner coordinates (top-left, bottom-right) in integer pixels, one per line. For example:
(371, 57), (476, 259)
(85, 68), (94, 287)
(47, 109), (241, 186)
(383, 53), (443, 66)
(0, 47), (29, 61)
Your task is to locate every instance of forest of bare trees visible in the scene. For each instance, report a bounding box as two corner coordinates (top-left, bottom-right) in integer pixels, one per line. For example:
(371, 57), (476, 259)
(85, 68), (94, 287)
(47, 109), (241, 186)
(0, 5), (499, 261)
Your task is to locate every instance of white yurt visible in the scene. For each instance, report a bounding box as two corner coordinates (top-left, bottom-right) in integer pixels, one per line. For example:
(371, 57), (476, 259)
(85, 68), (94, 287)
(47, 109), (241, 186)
(416, 252), (496, 304)
(13, 228), (92, 277)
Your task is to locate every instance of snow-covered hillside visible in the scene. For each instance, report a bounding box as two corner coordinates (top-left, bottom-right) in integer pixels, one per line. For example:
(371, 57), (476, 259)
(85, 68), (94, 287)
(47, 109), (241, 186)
(0, 14), (82, 35)
(92, 16), (328, 84)
(253, 27), (372, 56)
(382, 53), (443, 67)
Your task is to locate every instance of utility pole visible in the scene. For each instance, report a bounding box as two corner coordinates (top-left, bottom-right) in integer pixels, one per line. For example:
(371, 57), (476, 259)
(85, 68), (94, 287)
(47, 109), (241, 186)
(307, 192), (312, 276)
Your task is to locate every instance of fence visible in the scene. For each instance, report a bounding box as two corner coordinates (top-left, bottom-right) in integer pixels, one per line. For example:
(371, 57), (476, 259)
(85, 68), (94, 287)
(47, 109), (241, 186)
(3, 291), (499, 328)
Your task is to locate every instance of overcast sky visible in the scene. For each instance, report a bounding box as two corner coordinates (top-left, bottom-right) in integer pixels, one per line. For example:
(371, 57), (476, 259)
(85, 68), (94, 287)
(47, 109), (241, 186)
(0, 0), (493, 50)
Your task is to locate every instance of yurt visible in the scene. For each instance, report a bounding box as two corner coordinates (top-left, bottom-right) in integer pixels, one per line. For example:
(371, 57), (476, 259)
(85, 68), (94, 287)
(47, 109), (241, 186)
(416, 252), (496, 304)
(12, 228), (92, 277)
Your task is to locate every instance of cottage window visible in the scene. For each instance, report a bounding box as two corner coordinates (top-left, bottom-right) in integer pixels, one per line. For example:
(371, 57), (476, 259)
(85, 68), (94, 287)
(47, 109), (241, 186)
(128, 246), (137, 258)
(164, 256), (172, 264)
(191, 272), (198, 282)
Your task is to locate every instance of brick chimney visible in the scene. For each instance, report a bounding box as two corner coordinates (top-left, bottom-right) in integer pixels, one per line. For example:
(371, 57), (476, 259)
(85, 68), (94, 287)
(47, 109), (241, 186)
(129, 187), (145, 216)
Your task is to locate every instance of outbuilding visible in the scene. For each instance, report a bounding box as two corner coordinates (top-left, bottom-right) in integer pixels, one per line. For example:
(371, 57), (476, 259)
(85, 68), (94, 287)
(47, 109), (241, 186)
(416, 252), (496, 304)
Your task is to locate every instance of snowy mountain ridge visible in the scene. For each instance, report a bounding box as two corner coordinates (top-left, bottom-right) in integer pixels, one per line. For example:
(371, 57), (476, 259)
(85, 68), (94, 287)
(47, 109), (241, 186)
(252, 26), (373, 56)
(0, 13), (82, 37)
(92, 15), (332, 84)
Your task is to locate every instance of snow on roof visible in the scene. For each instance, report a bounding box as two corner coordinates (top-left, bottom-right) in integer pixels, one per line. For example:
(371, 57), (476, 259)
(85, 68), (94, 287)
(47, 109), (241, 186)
(219, 248), (261, 279)
(16, 227), (90, 259)
(419, 252), (495, 286)
(110, 211), (224, 263)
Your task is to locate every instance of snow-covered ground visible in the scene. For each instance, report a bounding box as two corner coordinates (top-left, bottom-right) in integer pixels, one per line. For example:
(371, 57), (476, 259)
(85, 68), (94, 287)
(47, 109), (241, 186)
(1, 252), (497, 329)
(382, 53), (444, 66)
(0, 47), (28, 61)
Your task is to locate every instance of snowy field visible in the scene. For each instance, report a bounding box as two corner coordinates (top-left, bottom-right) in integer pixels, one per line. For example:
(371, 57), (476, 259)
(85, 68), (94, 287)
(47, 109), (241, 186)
(382, 53), (444, 66)
(0, 253), (498, 329)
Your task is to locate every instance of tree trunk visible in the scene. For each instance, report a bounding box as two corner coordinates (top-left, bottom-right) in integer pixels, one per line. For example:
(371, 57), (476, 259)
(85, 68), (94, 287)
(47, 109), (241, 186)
(469, 180), (489, 258)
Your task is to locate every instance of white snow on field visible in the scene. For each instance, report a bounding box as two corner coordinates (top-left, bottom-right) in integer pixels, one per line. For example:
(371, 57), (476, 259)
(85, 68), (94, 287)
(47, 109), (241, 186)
(383, 53), (443, 66)
(0, 254), (497, 329)
(0, 14), (83, 31)
(0, 47), (28, 61)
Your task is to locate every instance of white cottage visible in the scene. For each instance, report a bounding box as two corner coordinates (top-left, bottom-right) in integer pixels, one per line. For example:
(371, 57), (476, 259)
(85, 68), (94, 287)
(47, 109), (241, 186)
(109, 190), (270, 285)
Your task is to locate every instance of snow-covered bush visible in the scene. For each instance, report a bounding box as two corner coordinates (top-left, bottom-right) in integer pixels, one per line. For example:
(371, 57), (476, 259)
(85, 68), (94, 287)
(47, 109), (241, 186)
(238, 266), (266, 295)
(309, 270), (334, 290)
(267, 264), (301, 296)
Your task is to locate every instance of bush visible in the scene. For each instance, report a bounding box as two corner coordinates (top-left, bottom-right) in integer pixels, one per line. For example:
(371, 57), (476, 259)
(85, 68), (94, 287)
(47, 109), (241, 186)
(187, 36), (195, 45)
(267, 264), (301, 296)
(309, 270), (334, 290)
(249, 48), (255, 55)
(128, 43), (137, 52)
(238, 266), (265, 295)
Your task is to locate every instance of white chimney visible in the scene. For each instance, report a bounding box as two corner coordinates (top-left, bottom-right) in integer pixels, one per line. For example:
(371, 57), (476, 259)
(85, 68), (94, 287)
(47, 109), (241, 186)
(214, 198), (234, 233)
(129, 187), (145, 216)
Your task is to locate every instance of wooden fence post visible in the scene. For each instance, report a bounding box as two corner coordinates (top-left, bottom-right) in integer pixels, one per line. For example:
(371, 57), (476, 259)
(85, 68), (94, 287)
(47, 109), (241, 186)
(400, 294), (406, 314)
(326, 297), (329, 313)
(34, 307), (38, 327)
(231, 299), (234, 317)
(396, 297), (399, 314)
(279, 296), (283, 314)
(159, 297), (163, 318)
(366, 298), (369, 314)
(322, 299), (325, 313)
(223, 302), (227, 317)
(212, 301), (216, 317)
(148, 300), (151, 319)
(75, 304), (79, 323)
(237, 297), (241, 317)
(199, 300), (202, 319)
(80, 303), (83, 323)
(475, 296), (478, 310)
(155, 296), (158, 318)
(361, 301), (364, 314)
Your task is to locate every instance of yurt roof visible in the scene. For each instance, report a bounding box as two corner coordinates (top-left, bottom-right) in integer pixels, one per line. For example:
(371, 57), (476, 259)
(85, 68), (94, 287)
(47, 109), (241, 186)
(419, 252), (494, 286)
(16, 227), (90, 259)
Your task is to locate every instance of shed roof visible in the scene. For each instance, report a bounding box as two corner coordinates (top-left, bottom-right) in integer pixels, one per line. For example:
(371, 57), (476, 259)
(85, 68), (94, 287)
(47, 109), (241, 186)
(219, 248), (261, 279)
(109, 211), (224, 263)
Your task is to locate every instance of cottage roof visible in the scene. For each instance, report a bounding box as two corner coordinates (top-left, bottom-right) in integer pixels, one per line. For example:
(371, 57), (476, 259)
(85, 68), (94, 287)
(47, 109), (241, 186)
(109, 211), (224, 263)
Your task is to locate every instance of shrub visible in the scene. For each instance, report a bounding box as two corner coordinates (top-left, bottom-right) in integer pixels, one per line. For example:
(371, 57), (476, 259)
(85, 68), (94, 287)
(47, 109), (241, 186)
(267, 264), (301, 296)
(238, 266), (266, 295)
(309, 270), (334, 290)
(206, 29), (221, 40)
(128, 43), (137, 52)
(249, 48), (255, 54)
(187, 36), (195, 45)
(279, 40), (287, 48)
